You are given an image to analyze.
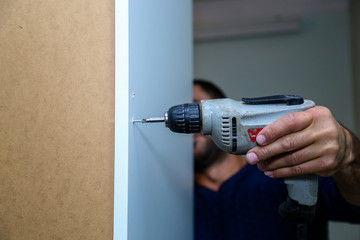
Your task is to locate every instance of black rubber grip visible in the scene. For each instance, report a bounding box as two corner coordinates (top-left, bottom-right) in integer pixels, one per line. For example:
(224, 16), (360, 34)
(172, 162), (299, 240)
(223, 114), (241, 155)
(279, 197), (316, 223)
(167, 103), (201, 133)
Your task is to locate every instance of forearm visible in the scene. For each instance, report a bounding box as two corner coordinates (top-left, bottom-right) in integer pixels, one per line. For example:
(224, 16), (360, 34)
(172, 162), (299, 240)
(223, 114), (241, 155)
(333, 127), (360, 206)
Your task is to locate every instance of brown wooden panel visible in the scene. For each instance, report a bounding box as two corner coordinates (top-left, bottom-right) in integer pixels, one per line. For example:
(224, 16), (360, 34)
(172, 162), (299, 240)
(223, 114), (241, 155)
(0, 0), (114, 239)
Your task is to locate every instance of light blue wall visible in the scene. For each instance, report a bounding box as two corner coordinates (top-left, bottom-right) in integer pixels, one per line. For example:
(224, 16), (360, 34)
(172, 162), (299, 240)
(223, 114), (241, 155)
(115, 1), (193, 239)
(194, 11), (355, 130)
(128, 1), (193, 240)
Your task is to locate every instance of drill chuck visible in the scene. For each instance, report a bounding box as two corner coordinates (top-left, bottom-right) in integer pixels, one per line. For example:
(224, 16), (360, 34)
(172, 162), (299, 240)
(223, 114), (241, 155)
(166, 103), (201, 133)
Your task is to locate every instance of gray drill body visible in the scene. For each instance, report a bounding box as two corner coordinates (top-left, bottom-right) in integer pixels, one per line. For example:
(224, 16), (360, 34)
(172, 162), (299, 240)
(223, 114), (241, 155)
(201, 98), (318, 208)
(140, 96), (319, 222)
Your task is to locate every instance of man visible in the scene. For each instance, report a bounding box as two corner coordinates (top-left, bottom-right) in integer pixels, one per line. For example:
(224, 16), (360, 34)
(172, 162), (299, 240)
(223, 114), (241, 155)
(193, 79), (360, 240)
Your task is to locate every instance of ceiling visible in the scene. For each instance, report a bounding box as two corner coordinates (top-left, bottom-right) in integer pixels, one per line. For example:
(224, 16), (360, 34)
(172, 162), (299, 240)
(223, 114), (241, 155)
(193, 0), (349, 40)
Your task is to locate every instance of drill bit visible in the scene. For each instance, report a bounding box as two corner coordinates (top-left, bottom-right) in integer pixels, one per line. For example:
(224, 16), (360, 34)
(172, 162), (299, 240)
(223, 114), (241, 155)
(142, 117), (165, 123)
(132, 117), (165, 124)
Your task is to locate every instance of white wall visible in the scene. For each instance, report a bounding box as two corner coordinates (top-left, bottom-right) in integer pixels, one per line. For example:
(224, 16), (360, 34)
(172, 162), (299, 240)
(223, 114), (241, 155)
(115, 1), (193, 239)
(194, 11), (359, 240)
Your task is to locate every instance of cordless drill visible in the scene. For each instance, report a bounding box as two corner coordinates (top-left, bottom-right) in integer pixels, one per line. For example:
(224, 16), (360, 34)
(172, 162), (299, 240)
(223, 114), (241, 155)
(136, 95), (318, 224)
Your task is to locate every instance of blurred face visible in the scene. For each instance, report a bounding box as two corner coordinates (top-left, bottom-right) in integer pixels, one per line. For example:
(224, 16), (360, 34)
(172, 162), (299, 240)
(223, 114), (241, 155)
(193, 84), (225, 172)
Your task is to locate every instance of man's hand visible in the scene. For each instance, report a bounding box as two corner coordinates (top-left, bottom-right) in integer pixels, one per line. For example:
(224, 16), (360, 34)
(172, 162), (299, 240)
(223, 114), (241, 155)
(246, 106), (353, 178)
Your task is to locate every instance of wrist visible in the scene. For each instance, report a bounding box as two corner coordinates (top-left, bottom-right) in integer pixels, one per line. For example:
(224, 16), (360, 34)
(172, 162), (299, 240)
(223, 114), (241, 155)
(333, 127), (360, 206)
(337, 126), (359, 171)
(346, 128), (360, 168)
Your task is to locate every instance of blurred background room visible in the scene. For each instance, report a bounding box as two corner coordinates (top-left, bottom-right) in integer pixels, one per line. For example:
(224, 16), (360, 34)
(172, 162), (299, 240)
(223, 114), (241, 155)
(193, 0), (360, 239)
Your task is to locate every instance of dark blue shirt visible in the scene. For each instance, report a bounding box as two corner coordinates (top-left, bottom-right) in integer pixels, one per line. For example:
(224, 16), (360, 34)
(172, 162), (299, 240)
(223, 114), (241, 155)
(195, 164), (360, 240)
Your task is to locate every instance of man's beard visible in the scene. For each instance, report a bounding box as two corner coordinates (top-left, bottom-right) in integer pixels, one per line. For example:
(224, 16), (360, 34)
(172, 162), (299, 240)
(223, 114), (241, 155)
(194, 137), (226, 173)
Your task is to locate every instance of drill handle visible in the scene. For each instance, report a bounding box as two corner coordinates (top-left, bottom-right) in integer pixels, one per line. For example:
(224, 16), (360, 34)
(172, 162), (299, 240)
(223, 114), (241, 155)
(279, 174), (318, 223)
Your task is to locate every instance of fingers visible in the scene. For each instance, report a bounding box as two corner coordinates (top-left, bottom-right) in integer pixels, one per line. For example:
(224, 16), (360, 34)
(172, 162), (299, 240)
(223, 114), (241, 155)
(246, 127), (316, 164)
(260, 156), (338, 178)
(253, 133), (341, 178)
(257, 143), (321, 172)
(254, 111), (314, 146)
